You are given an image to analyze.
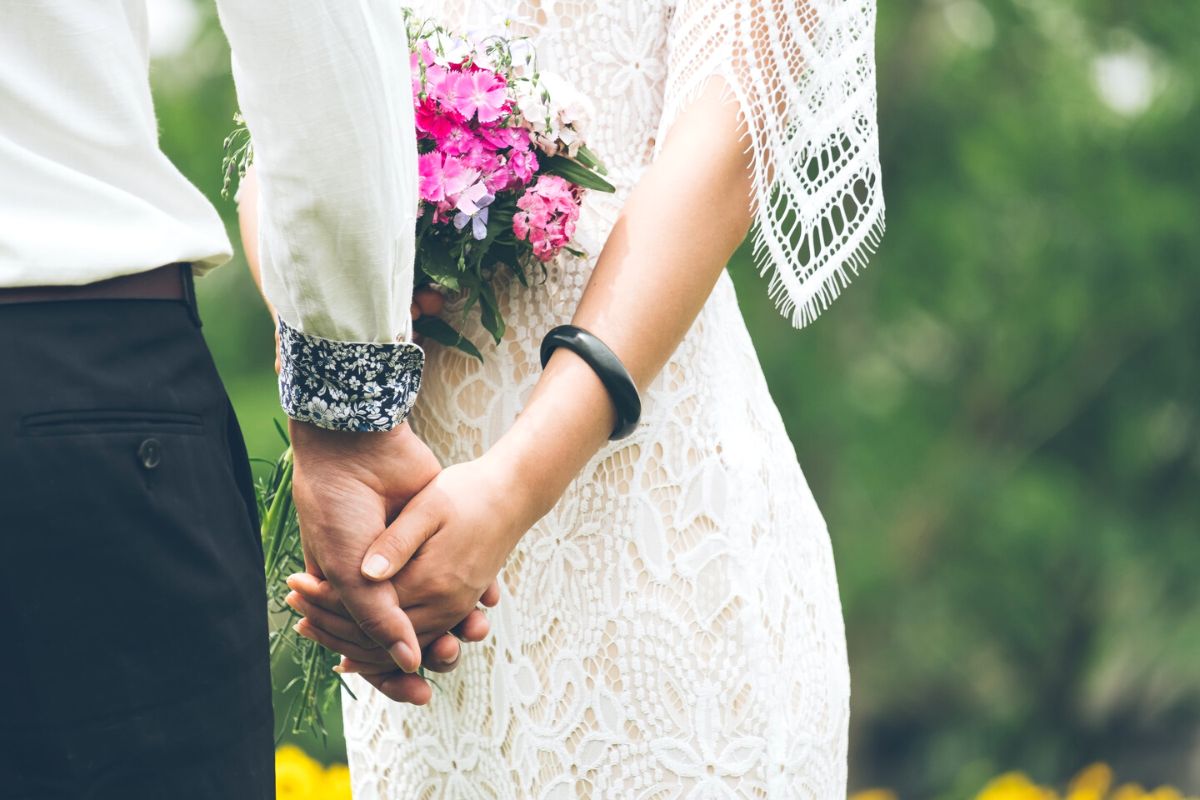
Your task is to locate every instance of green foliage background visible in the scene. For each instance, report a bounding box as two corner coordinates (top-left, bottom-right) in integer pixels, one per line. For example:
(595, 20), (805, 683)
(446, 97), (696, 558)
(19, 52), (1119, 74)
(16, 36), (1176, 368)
(148, 1), (1199, 795)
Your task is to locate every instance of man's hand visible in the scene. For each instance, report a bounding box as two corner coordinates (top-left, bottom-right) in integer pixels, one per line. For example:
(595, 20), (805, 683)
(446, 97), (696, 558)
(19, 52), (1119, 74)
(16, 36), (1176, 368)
(287, 572), (500, 704)
(289, 419), (487, 697)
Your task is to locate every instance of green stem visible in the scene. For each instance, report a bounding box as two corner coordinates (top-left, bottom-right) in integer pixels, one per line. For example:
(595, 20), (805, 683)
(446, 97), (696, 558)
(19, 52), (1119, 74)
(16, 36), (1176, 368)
(262, 447), (295, 579)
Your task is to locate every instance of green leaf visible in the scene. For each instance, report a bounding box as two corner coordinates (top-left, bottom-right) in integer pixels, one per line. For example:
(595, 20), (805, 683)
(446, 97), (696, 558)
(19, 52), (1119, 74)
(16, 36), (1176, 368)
(575, 144), (609, 175)
(413, 315), (483, 361)
(418, 246), (461, 292)
(478, 282), (506, 344)
(542, 156), (617, 193)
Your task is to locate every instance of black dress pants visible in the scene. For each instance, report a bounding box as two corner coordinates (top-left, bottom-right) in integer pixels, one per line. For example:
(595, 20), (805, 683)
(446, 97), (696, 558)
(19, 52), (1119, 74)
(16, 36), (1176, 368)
(0, 298), (274, 799)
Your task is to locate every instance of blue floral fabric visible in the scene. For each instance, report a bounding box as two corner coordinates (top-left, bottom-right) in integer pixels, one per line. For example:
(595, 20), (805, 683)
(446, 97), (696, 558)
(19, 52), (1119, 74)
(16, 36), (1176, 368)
(277, 319), (424, 432)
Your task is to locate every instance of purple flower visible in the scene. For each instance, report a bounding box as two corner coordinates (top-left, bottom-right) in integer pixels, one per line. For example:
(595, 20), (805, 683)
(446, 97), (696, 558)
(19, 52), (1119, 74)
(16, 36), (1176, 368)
(454, 181), (495, 240)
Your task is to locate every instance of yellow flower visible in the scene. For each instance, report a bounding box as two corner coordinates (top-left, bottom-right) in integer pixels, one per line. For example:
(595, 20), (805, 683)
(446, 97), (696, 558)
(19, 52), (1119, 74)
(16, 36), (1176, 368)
(976, 772), (1059, 800)
(1111, 784), (1148, 800)
(1067, 763), (1114, 800)
(850, 790), (899, 800)
(321, 763), (353, 800)
(1144, 788), (1183, 800)
(275, 745), (322, 800)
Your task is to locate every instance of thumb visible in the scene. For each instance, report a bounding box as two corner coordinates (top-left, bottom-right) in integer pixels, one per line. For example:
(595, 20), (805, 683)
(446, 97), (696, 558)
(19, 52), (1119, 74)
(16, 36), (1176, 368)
(362, 501), (439, 581)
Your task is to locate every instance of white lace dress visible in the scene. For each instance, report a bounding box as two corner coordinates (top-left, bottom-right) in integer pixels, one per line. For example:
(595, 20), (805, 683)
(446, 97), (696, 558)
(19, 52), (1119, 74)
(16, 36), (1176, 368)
(343, 2), (884, 798)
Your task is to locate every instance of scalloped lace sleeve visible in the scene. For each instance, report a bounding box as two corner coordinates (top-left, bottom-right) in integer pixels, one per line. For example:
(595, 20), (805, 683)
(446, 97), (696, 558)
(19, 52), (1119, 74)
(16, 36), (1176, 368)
(657, 0), (885, 327)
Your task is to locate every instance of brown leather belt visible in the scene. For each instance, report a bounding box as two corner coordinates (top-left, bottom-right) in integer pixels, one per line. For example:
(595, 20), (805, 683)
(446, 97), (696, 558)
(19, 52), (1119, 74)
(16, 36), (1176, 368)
(0, 263), (192, 306)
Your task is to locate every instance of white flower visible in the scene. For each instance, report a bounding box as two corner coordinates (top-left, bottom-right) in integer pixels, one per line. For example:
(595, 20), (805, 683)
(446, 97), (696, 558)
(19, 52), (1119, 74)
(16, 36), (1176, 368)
(514, 78), (551, 131)
(514, 71), (594, 158)
(507, 38), (536, 78)
(541, 70), (595, 138)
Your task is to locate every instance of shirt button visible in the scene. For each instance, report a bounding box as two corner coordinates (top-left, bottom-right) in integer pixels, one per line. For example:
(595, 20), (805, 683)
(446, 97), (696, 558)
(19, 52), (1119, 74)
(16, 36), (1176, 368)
(138, 438), (162, 470)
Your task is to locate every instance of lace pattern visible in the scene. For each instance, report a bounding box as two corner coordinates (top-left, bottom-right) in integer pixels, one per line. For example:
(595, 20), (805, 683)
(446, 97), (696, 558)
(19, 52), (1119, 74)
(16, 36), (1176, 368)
(342, 2), (870, 796)
(657, 0), (885, 328)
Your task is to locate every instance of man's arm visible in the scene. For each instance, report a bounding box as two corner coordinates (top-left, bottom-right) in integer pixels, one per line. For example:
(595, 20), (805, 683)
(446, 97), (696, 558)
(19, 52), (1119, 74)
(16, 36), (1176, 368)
(214, 1), (434, 680)
(216, 0), (420, 432)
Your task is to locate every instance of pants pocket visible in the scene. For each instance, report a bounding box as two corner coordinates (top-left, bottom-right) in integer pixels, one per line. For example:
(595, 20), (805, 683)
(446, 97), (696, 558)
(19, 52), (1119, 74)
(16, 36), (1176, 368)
(0, 422), (272, 794)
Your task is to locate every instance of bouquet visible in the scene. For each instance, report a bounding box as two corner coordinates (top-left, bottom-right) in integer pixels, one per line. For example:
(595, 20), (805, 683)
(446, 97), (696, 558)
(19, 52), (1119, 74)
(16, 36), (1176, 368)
(225, 11), (613, 359)
(224, 14), (612, 737)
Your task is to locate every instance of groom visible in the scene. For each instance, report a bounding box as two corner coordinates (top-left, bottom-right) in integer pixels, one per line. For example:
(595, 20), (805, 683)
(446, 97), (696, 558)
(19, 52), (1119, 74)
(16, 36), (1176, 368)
(1, 3), (476, 798)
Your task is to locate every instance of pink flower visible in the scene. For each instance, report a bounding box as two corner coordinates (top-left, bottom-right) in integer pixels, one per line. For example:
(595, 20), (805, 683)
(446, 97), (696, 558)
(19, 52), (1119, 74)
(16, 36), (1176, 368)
(438, 123), (480, 156)
(453, 70), (507, 124)
(479, 125), (531, 152)
(512, 175), (583, 262)
(506, 148), (538, 187)
(415, 97), (455, 139)
(462, 142), (501, 173)
(418, 152), (478, 205)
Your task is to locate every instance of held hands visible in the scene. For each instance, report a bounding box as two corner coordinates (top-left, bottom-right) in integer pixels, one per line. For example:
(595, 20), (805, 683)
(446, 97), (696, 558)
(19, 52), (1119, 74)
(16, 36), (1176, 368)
(288, 420), (499, 703)
(289, 453), (540, 701)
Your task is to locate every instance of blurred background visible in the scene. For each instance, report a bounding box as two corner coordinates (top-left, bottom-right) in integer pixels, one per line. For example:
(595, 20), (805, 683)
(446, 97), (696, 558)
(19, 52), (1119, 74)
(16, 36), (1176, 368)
(144, 0), (1199, 796)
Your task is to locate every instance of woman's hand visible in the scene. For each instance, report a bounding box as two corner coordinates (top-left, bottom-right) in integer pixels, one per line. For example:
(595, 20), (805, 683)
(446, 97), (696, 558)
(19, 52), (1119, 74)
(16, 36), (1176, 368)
(289, 456), (524, 701)
(294, 456), (532, 635)
(358, 455), (537, 633)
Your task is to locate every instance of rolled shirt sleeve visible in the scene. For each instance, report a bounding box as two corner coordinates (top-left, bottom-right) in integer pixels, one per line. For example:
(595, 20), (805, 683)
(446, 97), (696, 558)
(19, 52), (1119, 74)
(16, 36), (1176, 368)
(215, 0), (421, 432)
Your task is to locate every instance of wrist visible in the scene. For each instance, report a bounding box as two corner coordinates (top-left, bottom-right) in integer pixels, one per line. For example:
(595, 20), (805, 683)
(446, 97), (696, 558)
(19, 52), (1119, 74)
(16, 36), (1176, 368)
(288, 419), (429, 478)
(475, 447), (557, 535)
(289, 417), (416, 446)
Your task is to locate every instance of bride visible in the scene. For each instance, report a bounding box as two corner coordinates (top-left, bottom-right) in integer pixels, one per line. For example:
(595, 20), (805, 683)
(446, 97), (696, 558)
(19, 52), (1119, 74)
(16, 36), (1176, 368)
(243, 0), (882, 796)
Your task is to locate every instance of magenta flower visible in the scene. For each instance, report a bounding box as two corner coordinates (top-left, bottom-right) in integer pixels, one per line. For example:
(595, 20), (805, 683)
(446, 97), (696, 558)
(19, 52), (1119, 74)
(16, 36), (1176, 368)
(418, 152), (478, 205)
(418, 152), (446, 203)
(506, 148), (538, 187)
(478, 125), (531, 152)
(438, 123), (480, 156)
(453, 70), (507, 124)
(462, 142), (501, 174)
(415, 97), (455, 139)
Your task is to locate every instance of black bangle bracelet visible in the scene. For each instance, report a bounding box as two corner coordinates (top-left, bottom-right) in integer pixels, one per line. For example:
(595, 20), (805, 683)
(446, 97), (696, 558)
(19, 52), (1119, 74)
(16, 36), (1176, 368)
(539, 325), (642, 440)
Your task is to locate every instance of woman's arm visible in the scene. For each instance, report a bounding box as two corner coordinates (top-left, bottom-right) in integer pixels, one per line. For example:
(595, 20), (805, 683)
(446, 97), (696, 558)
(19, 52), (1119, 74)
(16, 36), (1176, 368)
(347, 79), (753, 619)
(491, 78), (753, 521)
(235, 165), (267, 308)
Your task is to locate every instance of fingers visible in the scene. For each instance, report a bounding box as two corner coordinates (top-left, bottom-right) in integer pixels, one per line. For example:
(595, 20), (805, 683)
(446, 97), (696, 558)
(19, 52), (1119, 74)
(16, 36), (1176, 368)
(335, 580), (421, 673)
(480, 580), (501, 608)
(287, 573), (346, 614)
(338, 661), (434, 705)
(335, 629), (458, 677)
(361, 503), (440, 582)
(286, 591), (377, 650)
(293, 619), (394, 666)
(415, 288), (445, 317)
(453, 608), (492, 643)
(363, 671), (434, 706)
(421, 634), (462, 674)
(291, 570), (493, 649)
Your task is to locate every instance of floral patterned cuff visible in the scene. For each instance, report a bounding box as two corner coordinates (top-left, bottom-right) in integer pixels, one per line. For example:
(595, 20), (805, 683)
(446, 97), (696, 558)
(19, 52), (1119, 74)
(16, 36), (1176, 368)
(277, 319), (424, 433)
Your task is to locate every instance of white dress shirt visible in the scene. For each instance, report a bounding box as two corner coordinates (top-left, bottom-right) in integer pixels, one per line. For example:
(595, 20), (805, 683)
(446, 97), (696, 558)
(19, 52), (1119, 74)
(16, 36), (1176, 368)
(0, 1), (423, 432)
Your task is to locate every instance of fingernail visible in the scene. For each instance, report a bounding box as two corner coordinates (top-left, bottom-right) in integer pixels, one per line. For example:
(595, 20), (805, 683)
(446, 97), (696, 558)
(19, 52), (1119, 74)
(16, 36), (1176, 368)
(292, 622), (303, 635)
(390, 642), (415, 672)
(332, 664), (345, 674)
(363, 554), (391, 580)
